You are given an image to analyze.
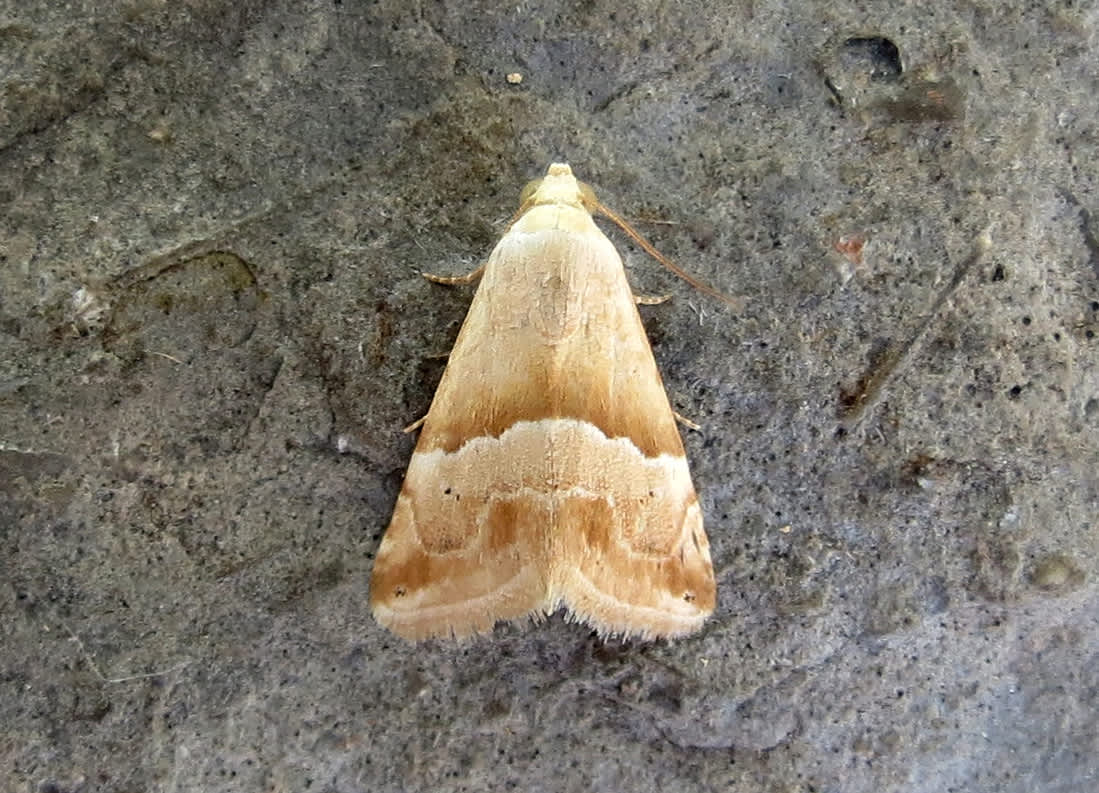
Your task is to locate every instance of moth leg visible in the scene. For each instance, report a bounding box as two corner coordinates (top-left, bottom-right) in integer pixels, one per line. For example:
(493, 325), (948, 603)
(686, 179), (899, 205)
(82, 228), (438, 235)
(634, 292), (672, 305)
(403, 415), (427, 434)
(674, 410), (701, 431)
(422, 262), (486, 285)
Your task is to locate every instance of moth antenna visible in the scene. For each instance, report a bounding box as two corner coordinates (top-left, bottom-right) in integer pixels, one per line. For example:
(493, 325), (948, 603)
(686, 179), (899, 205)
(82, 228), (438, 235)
(595, 200), (738, 307)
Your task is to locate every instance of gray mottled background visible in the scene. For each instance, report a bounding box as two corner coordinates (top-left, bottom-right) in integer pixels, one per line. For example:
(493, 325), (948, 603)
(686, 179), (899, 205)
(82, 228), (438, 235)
(2, 1), (1096, 791)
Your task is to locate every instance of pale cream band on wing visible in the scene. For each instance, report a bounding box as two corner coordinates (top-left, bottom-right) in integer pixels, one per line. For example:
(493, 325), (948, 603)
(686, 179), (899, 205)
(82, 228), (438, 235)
(372, 418), (712, 640)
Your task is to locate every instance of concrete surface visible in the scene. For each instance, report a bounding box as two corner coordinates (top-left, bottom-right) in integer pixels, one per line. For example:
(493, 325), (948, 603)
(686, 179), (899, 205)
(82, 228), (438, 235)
(2, 1), (1096, 791)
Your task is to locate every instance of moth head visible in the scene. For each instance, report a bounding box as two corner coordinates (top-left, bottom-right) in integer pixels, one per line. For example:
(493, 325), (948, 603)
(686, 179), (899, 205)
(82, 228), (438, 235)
(518, 162), (599, 216)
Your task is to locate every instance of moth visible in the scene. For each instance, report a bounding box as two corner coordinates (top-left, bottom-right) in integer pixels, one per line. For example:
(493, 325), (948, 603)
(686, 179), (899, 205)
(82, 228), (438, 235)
(370, 163), (716, 640)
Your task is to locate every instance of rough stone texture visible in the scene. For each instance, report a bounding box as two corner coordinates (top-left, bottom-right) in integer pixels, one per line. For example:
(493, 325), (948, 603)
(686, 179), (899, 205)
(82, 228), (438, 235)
(2, 1), (1096, 791)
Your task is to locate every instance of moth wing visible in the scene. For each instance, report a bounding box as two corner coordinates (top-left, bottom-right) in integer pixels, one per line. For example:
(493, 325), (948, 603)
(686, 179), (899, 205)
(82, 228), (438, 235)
(370, 448), (553, 640)
(369, 227), (566, 639)
(371, 202), (714, 640)
(520, 231), (715, 638)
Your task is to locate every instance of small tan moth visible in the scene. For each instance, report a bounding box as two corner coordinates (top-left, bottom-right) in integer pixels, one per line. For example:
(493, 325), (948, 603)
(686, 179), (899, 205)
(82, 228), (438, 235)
(370, 163), (715, 640)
